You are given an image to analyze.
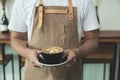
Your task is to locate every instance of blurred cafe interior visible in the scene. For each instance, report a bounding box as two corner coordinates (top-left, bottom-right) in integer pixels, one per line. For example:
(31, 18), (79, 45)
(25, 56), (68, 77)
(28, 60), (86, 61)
(0, 0), (120, 80)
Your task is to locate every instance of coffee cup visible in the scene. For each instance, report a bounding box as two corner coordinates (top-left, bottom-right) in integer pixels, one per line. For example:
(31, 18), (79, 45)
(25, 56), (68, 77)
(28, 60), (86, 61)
(38, 46), (64, 64)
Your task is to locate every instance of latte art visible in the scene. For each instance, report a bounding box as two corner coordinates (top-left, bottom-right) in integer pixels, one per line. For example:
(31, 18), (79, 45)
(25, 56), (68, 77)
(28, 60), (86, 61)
(42, 47), (63, 54)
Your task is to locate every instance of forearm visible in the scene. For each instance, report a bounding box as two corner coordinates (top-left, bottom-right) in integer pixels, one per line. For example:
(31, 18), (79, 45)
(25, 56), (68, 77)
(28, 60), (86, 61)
(73, 39), (98, 57)
(10, 31), (33, 58)
(10, 31), (43, 67)
(11, 38), (32, 58)
(73, 29), (99, 57)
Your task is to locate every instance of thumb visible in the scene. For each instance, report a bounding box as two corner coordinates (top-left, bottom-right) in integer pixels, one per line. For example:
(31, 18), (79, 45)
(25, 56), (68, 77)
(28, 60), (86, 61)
(34, 49), (42, 54)
(38, 53), (44, 59)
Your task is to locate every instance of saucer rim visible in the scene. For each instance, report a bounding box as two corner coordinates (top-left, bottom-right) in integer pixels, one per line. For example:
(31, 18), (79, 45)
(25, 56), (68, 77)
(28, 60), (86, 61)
(39, 58), (68, 67)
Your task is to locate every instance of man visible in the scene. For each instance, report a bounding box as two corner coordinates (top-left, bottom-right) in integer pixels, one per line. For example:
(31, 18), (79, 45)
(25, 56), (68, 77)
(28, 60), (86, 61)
(8, 0), (99, 80)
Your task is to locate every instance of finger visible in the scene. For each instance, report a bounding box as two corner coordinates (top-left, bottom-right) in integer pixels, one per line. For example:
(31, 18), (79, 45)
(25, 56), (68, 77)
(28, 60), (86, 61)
(32, 62), (40, 67)
(63, 50), (68, 55)
(38, 50), (42, 53)
(35, 60), (43, 67)
(64, 50), (72, 60)
(65, 58), (76, 67)
(33, 60), (43, 68)
(39, 54), (44, 59)
(34, 49), (42, 53)
(67, 53), (76, 62)
(67, 55), (73, 62)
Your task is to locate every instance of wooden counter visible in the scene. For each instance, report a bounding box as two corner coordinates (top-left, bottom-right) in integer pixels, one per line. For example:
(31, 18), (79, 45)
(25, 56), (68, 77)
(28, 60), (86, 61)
(0, 32), (27, 44)
(99, 31), (120, 43)
(0, 33), (11, 44)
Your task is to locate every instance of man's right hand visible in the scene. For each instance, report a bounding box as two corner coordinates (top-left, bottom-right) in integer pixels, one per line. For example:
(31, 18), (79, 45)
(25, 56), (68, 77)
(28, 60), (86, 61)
(26, 49), (44, 68)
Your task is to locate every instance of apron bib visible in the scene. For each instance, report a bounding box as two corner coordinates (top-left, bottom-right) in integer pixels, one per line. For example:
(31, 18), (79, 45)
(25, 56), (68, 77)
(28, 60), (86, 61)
(23, 0), (82, 80)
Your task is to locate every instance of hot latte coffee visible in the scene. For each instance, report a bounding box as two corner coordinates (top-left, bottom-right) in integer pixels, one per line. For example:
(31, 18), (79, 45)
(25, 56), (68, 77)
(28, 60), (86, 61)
(42, 47), (63, 54)
(38, 46), (64, 64)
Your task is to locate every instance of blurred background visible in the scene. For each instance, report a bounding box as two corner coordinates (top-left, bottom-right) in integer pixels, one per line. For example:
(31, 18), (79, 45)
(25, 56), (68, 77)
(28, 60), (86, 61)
(0, 0), (120, 80)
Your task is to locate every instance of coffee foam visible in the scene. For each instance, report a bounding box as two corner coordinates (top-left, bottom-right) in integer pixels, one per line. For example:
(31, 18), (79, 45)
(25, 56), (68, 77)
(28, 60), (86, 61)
(42, 47), (63, 54)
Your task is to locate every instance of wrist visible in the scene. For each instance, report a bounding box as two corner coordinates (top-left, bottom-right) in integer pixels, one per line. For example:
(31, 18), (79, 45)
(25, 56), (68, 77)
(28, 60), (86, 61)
(24, 48), (34, 58)
(72, 48), (80, 57)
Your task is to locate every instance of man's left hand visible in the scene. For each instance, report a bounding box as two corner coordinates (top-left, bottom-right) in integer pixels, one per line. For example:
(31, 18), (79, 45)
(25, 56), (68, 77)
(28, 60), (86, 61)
(63, 49), (77, 67)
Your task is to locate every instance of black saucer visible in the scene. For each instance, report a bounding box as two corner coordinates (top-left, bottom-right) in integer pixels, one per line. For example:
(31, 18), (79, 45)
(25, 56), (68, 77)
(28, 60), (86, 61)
(38, 56), (68, 66)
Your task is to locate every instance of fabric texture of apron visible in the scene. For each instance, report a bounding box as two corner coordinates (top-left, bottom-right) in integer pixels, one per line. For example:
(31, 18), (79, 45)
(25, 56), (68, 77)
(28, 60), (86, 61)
(23, 0), (82, 80)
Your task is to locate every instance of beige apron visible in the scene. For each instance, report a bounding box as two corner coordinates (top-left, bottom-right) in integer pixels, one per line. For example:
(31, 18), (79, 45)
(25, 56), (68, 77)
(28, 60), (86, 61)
(24, 0), (82, 80)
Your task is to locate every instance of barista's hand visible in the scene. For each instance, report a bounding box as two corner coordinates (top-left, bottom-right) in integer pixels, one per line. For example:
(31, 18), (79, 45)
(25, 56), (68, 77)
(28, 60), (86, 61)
(26, 49), (44, 68)
(64, 49), (77, 67)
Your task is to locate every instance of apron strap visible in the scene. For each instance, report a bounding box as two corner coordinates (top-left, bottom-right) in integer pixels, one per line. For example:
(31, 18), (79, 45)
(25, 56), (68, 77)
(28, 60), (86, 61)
(38, 0), (44, 28)
(39, 0), (43, 5)
(38, 0), (73, 28)
(68, 0), (73, 20)
(38, 0), (73, 20)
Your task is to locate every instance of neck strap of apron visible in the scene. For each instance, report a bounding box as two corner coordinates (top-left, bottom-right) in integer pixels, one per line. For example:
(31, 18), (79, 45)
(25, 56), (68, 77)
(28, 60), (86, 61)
(38, 0), (44, 28)
(68, 0), (73, 20)
(38, 0), (73, 29)
(39, 0), (73, 20)
(39, 0), (43, 5)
